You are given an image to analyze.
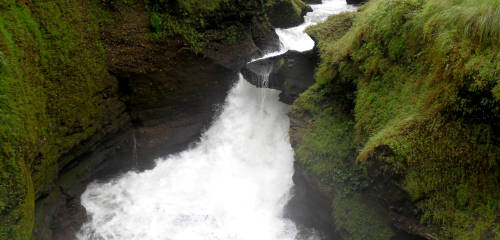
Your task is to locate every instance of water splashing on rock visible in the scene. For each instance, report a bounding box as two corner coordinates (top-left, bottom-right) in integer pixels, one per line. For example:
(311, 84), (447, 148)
(76, 1), (355, 240)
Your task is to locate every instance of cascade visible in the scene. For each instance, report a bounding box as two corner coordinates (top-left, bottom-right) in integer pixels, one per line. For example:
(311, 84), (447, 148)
(76, 1), (355, 240)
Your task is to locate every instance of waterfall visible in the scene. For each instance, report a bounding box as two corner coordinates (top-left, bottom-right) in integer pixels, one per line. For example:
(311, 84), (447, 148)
(77, 77), (298, 240)
(132, 129), (138, 169)
(76, 1), (355, 240)
(255, 64), (273, 108)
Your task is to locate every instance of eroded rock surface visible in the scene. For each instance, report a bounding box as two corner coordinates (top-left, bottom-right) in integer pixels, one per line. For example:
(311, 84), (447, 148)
(242, 50), (318, 104)
(266, 0), (312, 28)
(32, 1), (299, 240)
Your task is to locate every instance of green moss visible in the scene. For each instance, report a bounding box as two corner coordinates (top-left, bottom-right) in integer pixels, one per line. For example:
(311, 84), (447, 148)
(494, 81), (500, 101)
(0, 0), (122, 238)
(141, 0), (306, 52)
(306, 12), (357, 44)
(294, 0), (500, 238)
(265, 0), (309, 28)
(150, 12), (205, 52)
(176, 0), (228, 13)
(292, 87), (390, 239)
(332, 193), (394, 240)
(145, 0), (270, 52)
(293, 87), (363, 192)
(291, 0), (307, 15)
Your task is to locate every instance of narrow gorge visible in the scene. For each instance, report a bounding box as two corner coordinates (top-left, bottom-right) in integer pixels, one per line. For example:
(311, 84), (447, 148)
(74, 1), (358, 239)
(0, 0), (498, 240)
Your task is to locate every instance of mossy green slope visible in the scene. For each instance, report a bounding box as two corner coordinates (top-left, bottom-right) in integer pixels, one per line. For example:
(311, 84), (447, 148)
(0, 0), (124, 239)
(145, 0), (309, 51)
(293, 0), (500, 239)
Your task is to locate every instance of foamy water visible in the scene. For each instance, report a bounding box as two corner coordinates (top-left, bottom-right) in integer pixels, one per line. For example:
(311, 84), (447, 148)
(77, 1), (354, 240)
(77, 78), (297, 240)
(253, 0), (357, 62)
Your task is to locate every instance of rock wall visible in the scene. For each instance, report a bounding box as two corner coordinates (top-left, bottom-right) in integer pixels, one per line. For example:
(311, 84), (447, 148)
(266, 0), (311, 28)
(290, 1), (500, 239)
(0, 0), (308, 239)
(242, 50), (318, 104)
(0, 1), (128, 238)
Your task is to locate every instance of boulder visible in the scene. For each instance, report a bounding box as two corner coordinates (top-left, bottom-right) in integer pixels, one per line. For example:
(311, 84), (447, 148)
(242, 50), (318, 104)
(251, 16), (281, 53)
(303, 0), (322, 4)
(346, 0), (368, 5)
(266, 0), (312, 28)
(284, 161), (341, 239)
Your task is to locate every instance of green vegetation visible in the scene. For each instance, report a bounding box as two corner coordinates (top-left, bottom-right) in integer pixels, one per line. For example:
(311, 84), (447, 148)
(146, 0), (207, 52)
(288, 0), (308, 15)
(293, 87), (363, 195)
(97, 0), (273, 52)
(145, 0), (266, 52)
(98, 0), (308, 52)
(265, 0), (310, 28)
(293, 0), (500, 239)
(293, 85), (393, 239)
(332, 193), (394, 240)
(0, 0), (123, 239)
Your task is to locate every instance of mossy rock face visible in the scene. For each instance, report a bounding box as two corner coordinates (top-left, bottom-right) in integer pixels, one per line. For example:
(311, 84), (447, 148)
(145, 0), (280, 53)
(332, 193), (394, 240)
(250, 15), (281, 52)
(306, 11), (357, 43)
(346, 0), (367, 5)
(292, 0), (500, 239)
(266, 0), (311, 28)
(0, 0), (296, 238)
(0, 0), (127, 238)
(303, 0), (322, 4)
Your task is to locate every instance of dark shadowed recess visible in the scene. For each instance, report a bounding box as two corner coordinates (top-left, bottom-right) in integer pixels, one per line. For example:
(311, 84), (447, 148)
(284, 162), (426, 240)
(33, 55), (238, 240)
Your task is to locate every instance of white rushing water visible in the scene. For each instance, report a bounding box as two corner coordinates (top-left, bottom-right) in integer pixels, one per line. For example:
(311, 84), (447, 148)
(276, 0), (357, 52)
(77, 1), (354, 240)
(253, 0), (357, 61)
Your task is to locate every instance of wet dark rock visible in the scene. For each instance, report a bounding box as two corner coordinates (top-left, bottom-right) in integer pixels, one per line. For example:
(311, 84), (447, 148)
(125, 55), (237, 167)
(266, 0), (311, 28)
(251, 16), (281, 53)
(33, 52), (237, 239)
(288, 114), (434, 240)
(241, 50), (318, 104)
(363, 146), (438, 239)
(33, 130), (134, 240)
(33, 5), (239, 239)
(346, 0), (368, 5)
(284, 162), (341, 240)
(304, 0), (322, 3)
(32, 1), (315, 239)
(203, 29), (262, 70)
